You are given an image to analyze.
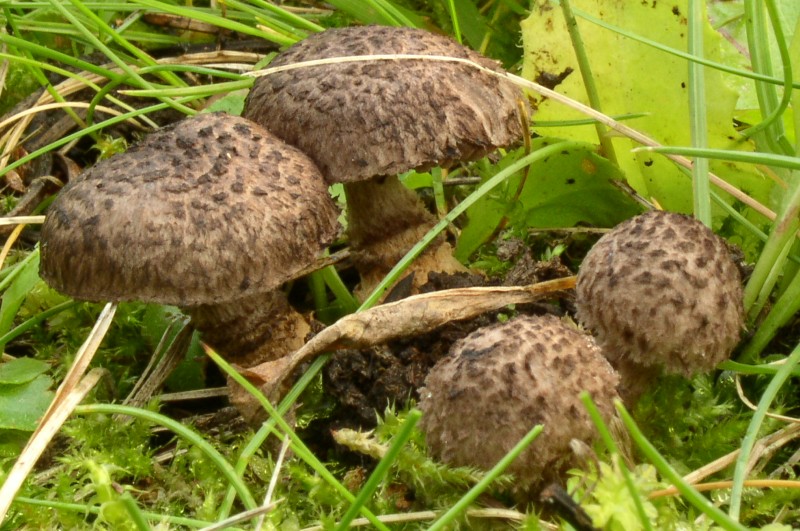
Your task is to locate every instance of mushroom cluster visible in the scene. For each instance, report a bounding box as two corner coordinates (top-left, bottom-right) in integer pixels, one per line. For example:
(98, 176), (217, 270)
(419, 314), (620, 498)
(35, 24), (748, 513)
(575, 210), (744, 398)
(40, 112), (339, 367)
(244, 25), (529, 298)
(39, 26), (532, 421)
(417, 210), (746, 495)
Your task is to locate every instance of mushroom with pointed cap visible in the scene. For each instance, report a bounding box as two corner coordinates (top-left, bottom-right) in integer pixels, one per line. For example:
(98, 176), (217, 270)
(419, 314), (620, 498)
(40, 112), (340, 368)
(575, 210), (744, 399)
(243, 25), (529, 298)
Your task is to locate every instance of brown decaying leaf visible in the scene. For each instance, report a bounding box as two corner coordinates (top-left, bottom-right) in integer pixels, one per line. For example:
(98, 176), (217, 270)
(241, 276), (576, 400)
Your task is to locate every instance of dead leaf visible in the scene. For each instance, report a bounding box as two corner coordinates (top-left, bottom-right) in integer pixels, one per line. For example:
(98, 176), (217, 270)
(4, 170), (25, 193)
(243, 276), (576, 400)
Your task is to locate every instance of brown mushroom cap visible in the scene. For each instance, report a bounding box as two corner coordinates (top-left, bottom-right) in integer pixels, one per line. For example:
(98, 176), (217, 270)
(575, 210), (744, 376)
(243, 25), (528, 182)
(40, 112), (339, 307)
(419, 314), (620, 495)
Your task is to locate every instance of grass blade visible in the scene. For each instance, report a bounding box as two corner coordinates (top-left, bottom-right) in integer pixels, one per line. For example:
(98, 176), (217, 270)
(13, 496), (209, 528)
(445, 0), (462, 43)
(581, 393), (652, 531)
(359, 140), (587, 310)
(74, 403), (258, 513)
(615, 402), (748, 530)
(203, 346), (391, 531)
(559, 0), (617, 165)
(131, 0), (297, 46)
(335, 410), (422, 530)
(688, 0), (710, 225)
(427, 424), (543, 531)
(728, 340), (800, 520)
(0, 302), (117, 522)
(742, 0), (793, 155)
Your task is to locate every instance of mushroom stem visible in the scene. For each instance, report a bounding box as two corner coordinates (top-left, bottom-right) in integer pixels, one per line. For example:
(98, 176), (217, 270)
(607, 357), (663, 406)
(344, 177), (467, 299)
(184, 290), (311, 368)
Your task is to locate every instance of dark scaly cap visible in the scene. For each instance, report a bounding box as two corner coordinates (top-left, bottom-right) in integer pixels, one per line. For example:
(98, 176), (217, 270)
(40, 112), (339, 306)
(576, 210), (744, 376)
(244, 25), (529, 182)
(419, 314), (620, 495)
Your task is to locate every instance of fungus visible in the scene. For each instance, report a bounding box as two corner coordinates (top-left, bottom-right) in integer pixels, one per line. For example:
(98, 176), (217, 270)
(575, 210), (744, 389)
(40, 112), (339, 368)
(418, 314), (620, 497)
(243, 25), (529, 298)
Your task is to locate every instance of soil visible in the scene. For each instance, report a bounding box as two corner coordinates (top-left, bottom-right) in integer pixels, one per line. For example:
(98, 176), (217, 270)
(319, 246), (575, 434)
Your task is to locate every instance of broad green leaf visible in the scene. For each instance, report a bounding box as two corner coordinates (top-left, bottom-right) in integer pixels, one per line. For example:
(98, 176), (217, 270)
(141, 304), (206, 392)
(0, 429), (30, 458)
(708, 0), (800, 91)
(0, 357), (50, 385)
(520, 0), (773, 221)
(455, 139), (644, 260)
(0, 252), (42, 337)
(400, 170), (434, 190)
(445, 0), (488, 49)
(202, 90), (246, 115)
(0, 373), (53, 431)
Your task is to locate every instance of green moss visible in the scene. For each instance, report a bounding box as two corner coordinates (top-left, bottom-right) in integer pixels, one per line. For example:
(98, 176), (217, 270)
(634, 374), (750, 473)
(0, 63), (39, 116)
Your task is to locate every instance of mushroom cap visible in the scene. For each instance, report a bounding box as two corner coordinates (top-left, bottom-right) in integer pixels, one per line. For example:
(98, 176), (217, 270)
(243, 25), (528, 182)
(419, 314), (620, 494)
(40, 112), (339, 307)
(575, 210), (744, 376)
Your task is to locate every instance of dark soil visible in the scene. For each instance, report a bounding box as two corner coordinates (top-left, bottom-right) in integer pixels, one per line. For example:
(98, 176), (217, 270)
(318, 248), (575, 436)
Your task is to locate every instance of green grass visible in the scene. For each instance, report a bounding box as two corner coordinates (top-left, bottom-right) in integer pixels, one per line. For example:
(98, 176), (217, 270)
(1, 0), (800, 528)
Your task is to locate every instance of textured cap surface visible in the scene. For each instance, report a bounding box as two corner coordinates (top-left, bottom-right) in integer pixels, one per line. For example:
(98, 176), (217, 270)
(40, 112), (339, 306)
(419, 314), (619, 493)
(243, 25), (528, 182)
(575, 210), (744, 376)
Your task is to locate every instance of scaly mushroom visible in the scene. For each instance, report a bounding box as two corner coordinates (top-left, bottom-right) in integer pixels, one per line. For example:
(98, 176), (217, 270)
(243, 25), (529, 298)
(575, 210), (744, 398)
(40, 112), (339, 368)
(419, 314), (620, 498)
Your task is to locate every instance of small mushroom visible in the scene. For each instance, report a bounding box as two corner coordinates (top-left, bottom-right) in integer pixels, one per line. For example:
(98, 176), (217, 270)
(418, 314), (620, 497)
(243, 25), (529, 298)
(40, 112), (339, 368)
(575, 210), (744, 392)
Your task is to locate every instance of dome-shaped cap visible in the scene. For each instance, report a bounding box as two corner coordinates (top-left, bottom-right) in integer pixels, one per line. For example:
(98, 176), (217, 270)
(243, 25), (528, 182)
(419, 314), (620, 494)
(40, 112), (339, 306)
(575, 210), (744, 376)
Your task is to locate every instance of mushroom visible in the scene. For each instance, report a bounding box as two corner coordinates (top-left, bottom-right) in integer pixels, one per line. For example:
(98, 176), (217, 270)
(575, 210), (744, 396)
(39, 112), (340, 368)
(418, 314), (620, 498)
(243, 25), (529, 298)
